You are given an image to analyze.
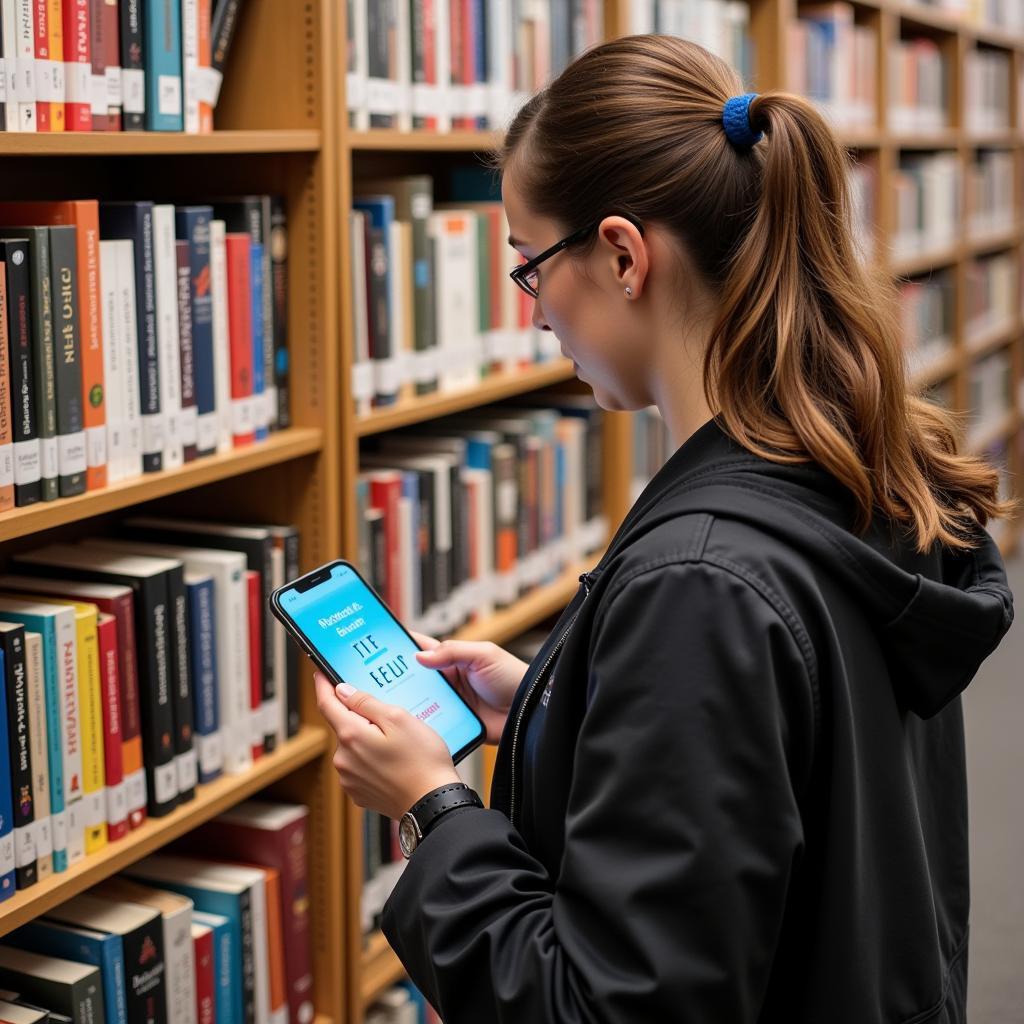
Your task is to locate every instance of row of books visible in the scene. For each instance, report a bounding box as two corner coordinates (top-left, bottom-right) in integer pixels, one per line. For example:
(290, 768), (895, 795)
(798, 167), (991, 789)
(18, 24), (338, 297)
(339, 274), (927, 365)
(623, 0), (752, 85)
(891, 152), (960, 260)
(345, 0), (604, 133)
(0, 517), (301, 895)
(888, 37), (948, 134)
(786, 3), (876, 130)
(0, 195), (289, 511)
(0, 0), (245, 133)
(358, 399), (606, 639)
(964, 48), (1012, 134)
(350, 179), (556, 412)
(967, 346), (1012, 448)
(966, 252), (1016, 343)
(911, 0), (1024, 33)
(0, 799), (313, 1024)
(367, 983), (439, 1024)
(849, 160), (877, 263)
(361, 746), (484, 934)
(899, 272), (954, 379)
(967, 150), (1013, 237)
(629, 406), (671, 505)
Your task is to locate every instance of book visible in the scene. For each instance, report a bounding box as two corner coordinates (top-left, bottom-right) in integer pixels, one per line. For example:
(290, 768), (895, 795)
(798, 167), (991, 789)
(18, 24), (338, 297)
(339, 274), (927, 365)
(61, 0), (92, 131)
(88, 0), (108, 130)
(244, 569), (262, 760)
(210, 0), (242, 77)
(0, 948), (105, 1024)
(101, 0), (121, 130)
(0, 258), (14, 510)
(152, 205), (184, 471)
(208, 220), (232, 455)
(0, 621), (35, 889)
(22, 630), (53, 880)
(184, 571), (222, 784)
(118, 0), (144, 130)
(265, 525), (299, 739)
(32, 0), (51, 130)
(44, 0), (66, 133)
(248, 241), (266, 441)
(268, 198), (288, 430)
(190, 911), (231, 1024)
(175, 238), (197, 462)
(0, 999), (50, 1024)
(223, 232), (254, 447)
(191, 923), (214, 1024)
(142, 0), (182, 131)
(0, 646), (16, 900)
(96, 611), (128, 842)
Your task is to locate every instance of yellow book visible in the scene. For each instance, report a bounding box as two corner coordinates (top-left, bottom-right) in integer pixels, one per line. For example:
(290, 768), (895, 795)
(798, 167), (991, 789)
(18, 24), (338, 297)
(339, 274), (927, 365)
(46, 0), (66, 132)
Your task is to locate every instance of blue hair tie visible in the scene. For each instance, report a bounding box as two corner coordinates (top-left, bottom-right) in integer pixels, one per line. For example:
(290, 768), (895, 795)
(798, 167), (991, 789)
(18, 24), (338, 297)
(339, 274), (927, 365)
(722, 93), (763, 148)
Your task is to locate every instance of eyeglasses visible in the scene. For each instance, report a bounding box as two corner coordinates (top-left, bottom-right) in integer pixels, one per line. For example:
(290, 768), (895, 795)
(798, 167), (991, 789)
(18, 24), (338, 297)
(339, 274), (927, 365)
(508, 213), (644, 299)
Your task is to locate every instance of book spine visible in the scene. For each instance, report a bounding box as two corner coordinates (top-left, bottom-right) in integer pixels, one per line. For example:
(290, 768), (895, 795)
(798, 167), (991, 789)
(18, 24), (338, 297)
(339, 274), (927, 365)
(165, 565), (196, 803)
(209, 220), (233, 454)
(118, 0), (143, 129)
(245, 569), (263, 761)
(61, 0), (90, 129)
(32, 0), (49, 129)
(258, 197), (273, 435)
(194, 928), (214, 1024)
(116, 236), (144, 478)
(52, 604), (86, 865)
(210, 0), (240, 74)
(186, 577), (222, 783)
(224, 234), (254, 446)
(39, 618), (68, 871)
(237, 885), (256, 1024)
(249, 241), (267, 441)
(102, 0), (119, 128)
(152, 205), (184, 470)
(110, 591), (146, 829)
(176, 208), (216, 455)
(142, 0), (182, 130)
(179, 0), (196, 131)
(45, 0), (65, 132)
(13, 0), (37, 129)
(96, 614), (127, 841)
(0, 627), (36, 889)
(135, 206), (162, 471)
(269, 198), (288, 430)
(165, 904), (198, 1024)
(195, 0), (211, 131)
(2, 244), (42, 506)
(87, 0), (105, 128)
(22, 632), (52, 880)
(280, 530), (300, 737)
(122, 913), (168, 1024)
(49, 224), (87, 497)
(75, 609), (107, 856)
(0, 264), (13, 512)
(176, 238), (198, 462)
(99, 238), (125, 481)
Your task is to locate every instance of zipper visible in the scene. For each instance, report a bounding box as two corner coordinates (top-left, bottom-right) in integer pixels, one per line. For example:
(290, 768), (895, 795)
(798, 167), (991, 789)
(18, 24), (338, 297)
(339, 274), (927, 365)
(509, 572), (592, 827)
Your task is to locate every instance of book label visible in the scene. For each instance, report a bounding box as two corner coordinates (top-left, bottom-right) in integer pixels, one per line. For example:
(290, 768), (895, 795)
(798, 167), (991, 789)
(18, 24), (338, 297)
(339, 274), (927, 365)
(107, 778), (128, 825)
(142, 413), (165, 456)
(196, 732), (223, 777)
(87, 425), (107, 469)
(58, 431), (88, 476)
(176, 749), (198, 793)
(122, 68), (145, 113)
(125, 767), (147, 818)
(66, 62), (92, 102)
(51, 807), (67, 854)
(38, 60), (65, 101)
(231, 397), (254, 435)
(84, 789), (105, 830)
(158, 74), (182, 116)
(33, 815), (53, 859)
(106, 65), (122, 105)
(154, 760), (177, 804)
(14, 823), (37, 868)
(180, 406), (199, 447)
(197, 412), (217, 453)
(41, 437), (59, 481)
(0, 449), (13, 488)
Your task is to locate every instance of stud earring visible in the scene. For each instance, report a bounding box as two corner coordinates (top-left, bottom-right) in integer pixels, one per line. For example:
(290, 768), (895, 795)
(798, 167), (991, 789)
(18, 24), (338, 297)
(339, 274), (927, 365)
(625, 286), (633, 297)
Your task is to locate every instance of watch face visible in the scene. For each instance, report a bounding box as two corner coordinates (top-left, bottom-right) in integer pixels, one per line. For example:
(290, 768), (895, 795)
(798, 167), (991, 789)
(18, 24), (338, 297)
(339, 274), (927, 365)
(399, 814), (419, 858)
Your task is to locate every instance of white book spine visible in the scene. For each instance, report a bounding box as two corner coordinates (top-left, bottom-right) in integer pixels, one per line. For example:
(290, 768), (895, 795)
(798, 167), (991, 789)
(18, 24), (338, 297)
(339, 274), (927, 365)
(269, 546), (287, 748)
(349, 0), (369, 129)
(53, 606), (86, 865)
(99, 242), (127, 483)
(248, 874), (271, 1024)
(116, 240), (145, 480)
(181, 0), (199, 133)
(164, 901), (198, 1024)
(435, 0), (450, 131)
(209, 221), (234, 454)
(153, 206), (185, 470)
(24, 632), (53, 878)
(14, 0), (35, 130)
(1, 0), (18, 126)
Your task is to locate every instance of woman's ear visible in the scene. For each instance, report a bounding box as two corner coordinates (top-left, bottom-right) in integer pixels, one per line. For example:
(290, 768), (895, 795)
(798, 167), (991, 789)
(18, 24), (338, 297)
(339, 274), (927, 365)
(596, 215), (649, 299)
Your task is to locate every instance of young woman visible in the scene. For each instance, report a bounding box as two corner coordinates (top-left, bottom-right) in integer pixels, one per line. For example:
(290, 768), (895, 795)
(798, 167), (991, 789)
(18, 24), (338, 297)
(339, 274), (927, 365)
(315, 35), (1014, 1023)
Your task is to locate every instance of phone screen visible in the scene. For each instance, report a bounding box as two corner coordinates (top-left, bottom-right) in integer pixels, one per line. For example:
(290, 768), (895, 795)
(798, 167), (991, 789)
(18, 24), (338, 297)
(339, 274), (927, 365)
(275, 562), (484, 761)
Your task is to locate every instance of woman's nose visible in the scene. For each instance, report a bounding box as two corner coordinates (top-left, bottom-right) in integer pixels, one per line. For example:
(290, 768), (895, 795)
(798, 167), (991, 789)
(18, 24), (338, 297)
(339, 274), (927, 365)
(531, 298), (551, 332)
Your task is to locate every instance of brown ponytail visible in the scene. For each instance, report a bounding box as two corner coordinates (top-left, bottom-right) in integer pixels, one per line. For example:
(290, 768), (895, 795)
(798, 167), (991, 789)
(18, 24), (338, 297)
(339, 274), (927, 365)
(497, 34), (1013, 551)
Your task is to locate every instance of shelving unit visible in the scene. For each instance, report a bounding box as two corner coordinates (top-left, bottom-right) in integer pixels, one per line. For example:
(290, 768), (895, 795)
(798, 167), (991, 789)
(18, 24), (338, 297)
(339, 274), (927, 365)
(0, 2), (346, 1023)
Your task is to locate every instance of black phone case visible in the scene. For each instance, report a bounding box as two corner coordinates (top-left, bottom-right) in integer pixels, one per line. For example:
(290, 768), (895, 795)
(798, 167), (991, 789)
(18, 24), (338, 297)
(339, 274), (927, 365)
(270, 558), (486, 764)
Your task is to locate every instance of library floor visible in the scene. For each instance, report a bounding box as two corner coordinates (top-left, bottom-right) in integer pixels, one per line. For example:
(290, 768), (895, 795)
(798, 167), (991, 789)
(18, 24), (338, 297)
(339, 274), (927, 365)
(965, 552), (1024, 1023)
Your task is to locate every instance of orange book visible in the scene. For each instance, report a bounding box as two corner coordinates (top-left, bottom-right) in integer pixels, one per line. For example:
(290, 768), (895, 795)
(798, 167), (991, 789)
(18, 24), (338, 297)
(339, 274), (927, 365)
(256, 866), (287, 1022)
(196, 0), (213, 132)
(46, 0), (67, 131)
(0, 264), (14, 511)
(0, 200), (107, 491)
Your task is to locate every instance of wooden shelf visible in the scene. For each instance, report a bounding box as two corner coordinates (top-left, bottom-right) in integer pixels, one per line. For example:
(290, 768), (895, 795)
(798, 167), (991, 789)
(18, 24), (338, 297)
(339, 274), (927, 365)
(0, 129), (322, 156)
(889, 130), (959, 149)
(0, 726), (331, 937)
(968, 410), (1018, 454)
(0, 428), (324, 543)
(965, 319), (1021, 359)
(837, 128), (884, 148)
(889, 245), (959, 277)
(910, 347), (960, 389)
(360, 931), (407, 1009)
(356, 361), (576, 436)
(967, 227), (1022, 255)
(452, 557), (598, 647)
(348, 129), (504, 152)
(965, 132), (1019, 147)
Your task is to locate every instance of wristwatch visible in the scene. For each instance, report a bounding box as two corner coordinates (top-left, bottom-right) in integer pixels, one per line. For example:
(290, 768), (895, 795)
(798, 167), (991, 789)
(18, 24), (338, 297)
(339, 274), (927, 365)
(399, 783), (483, 859)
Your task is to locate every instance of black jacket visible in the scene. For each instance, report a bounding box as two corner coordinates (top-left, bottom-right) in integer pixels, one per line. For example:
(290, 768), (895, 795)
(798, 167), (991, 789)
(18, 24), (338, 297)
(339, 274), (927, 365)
(382, 419), (1013, 1024)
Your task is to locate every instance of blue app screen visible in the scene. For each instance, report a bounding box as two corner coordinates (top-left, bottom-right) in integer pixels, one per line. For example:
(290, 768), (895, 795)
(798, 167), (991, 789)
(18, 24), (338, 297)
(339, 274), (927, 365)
(280, 563), (482, 758)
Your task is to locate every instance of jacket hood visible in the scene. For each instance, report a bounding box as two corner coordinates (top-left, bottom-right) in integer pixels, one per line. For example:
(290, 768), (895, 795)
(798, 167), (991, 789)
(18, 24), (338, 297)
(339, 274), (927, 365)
(606, 419), (1014, 719)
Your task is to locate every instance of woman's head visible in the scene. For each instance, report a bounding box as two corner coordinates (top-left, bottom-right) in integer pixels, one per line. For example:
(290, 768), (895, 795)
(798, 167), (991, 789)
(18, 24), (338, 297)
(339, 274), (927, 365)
(496, 34), (1011, 551)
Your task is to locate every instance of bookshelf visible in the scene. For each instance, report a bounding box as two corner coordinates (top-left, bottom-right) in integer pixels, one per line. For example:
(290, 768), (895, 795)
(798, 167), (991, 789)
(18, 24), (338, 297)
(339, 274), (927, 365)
(340, 1), (1023, 1018)
(0, 2), (346, 1024)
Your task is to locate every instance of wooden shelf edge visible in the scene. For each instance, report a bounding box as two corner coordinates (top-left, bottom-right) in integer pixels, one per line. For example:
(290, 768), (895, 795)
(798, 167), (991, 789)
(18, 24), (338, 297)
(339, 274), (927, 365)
(0, 428), (324, 542)
(964, 319), (1021, 360)
(360, 931), (407, 1008)
(889, 246), (960, 278)
(0, 726), (331, 937)
(0, 129), (322, 156)
(356, 362), (576, 436)
(347, 129), (503, 152)
(968, 411), (1019, 454)
(910, 348), (960, 389)
(966, 228), (1022, 256)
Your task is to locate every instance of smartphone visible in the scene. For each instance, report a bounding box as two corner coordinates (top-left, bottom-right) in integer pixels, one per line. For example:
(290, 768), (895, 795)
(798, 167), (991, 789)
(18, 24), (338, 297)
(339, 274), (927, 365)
(270, 559), (485, 763)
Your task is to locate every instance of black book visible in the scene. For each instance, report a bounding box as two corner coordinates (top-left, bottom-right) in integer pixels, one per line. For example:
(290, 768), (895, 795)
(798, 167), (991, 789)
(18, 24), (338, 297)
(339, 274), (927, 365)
(174, 240), (197, 463)
(266, 524), (300, 738)
(2, 240), (42, 506)
(99, 202), (162, 473)
(47, 226), (86, 498)
(211, 0), (245, 75)
(0, 947), (105, 1024)
(0, 229), (57, 502)
(119, 0), (146, 131)
(0, 622), (35, 890)
(269, 197), (289, 430)
(12, 545), (180, 818)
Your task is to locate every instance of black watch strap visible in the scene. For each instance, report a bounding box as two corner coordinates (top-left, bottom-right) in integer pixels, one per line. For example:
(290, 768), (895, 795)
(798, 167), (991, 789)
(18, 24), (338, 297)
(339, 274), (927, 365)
(409, 783), (482, 839)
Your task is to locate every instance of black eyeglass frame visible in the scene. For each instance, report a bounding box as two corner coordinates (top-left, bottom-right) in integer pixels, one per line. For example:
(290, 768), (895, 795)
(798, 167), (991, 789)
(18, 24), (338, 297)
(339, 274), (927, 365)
(509, 212), (645, 299)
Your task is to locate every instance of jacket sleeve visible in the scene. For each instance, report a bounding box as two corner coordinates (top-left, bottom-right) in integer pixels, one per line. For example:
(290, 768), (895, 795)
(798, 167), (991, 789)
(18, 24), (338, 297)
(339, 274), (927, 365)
(382, 560), (817, 1023)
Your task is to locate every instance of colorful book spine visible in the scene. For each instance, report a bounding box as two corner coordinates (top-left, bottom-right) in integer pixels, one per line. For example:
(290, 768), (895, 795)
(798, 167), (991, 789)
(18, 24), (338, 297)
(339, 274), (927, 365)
(245, 569), (262, 761)
(224, 233), (254, 447)
(118, 0), (144, 129)
(152, 204), (184, 470)
(209, 219), (232, 454)
(0, 648), (16, 900)
(175, 238), (197, 462)
(68, 601), (106, 855)
(61, 0), (91, 130)
(142, 0), (182, 130)
(0, 261), (13, 512)
(185, 573), (222, 784)
(0, 623), (35, 889)
(32, 0), (51, 130)
(269, 198), (289, 429)
(249, 241), (267, 442)
(88, 0), (107, 130)
(96, 612), (127, 842)
(192, 923), (214, 1024)
(44, 0), (67, 132)
(22, 631), (53, 880)
(101, 0), (120, 130)
(191, 911), (232, 1024)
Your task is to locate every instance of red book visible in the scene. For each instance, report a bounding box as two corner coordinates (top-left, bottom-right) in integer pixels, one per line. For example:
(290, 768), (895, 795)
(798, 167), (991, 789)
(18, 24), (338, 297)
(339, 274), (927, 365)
(102, 0), (120, 130)
(192, 922), (215, 1024)
(367, 470), (403, 615)
(88, 0), (107, 130)
(33, 0), (52, 131)
(246, 569), (263, 761)
(97, 611), (128, 841)
(448, 0), (466, 130)
(171, 801), (314, 1024)
(422, 0), (437, 130)
(224, 233), (256, 447)
(62, 0), (93, 131)
(196, 0), (213, 133)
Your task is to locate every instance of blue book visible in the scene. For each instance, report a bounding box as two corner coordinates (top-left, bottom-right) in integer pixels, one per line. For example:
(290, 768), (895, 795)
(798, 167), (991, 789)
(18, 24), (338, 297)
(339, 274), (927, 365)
(12, 919), (125, 1024)
(249, 242), (267, 441)
(184, 573), (220, 784)
(191, 910), (233, 1024)
(351, 196), (396, 405)
(0, 598), (67, 873)
(143, 0), (184, 131)
(0, 648), (14, 900)
(175, 208), (217, 456)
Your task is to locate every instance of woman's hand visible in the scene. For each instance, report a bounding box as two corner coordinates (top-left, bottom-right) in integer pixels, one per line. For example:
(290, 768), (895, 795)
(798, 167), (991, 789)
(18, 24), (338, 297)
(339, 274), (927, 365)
(410, 633), (528, 744)
(314, 671), (461, 820)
